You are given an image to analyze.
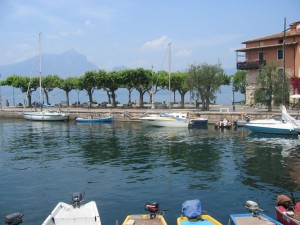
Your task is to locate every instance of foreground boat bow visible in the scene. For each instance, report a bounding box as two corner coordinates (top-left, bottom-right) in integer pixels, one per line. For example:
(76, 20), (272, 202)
(229, 200), (282, 225)
(122, 201), (167, 225)
(42, 192), (101, 225)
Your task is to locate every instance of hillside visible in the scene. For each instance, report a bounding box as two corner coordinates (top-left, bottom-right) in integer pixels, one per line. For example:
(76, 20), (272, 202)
(0, 49), (98, 78)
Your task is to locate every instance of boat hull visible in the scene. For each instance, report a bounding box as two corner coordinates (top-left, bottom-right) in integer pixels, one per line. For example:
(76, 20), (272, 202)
(245, 123), (300, 135)
(177, 215), (222, 225)
(122, 214), (167, 225)
(276, 206), (300, 225)
(75, 117), (113, 123)
(22, 112), (69, 121)
(140, 116), (189, 128)
(189, 118), (208, 126)
(42, 201), (101, 225)
(229, 213), (282, 225)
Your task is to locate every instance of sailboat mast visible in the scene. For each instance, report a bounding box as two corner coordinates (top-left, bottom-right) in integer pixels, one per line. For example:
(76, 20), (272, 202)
(282, 18), (286, 106)
(39, 32), (42, 103)
(168, 42), (171, 109)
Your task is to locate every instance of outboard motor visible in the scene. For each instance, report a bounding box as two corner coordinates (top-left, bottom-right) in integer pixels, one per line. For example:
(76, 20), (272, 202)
(72, 192), (84, 208)
(5, 212), (23, 225)
(245, 200), (263, 216)
(145, 201), (159, 219)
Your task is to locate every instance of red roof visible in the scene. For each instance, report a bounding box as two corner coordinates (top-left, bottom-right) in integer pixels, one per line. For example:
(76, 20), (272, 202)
(242, 21), (300, 44)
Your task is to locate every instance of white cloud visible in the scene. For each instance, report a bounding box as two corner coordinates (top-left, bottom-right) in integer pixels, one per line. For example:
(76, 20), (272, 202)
(142, 35), (171, 50)
(74, 28), (83, 35)
(175, 49), (192, 57)
(85, 20), (94, 28)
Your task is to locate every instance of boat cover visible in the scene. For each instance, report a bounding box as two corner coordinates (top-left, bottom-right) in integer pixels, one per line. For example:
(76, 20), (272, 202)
(282, 105), (300, 127)
(182, 199), (202, 219)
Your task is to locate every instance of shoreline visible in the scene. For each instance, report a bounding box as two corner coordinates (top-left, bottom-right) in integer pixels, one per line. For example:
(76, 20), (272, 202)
(0, 105), (295, 124)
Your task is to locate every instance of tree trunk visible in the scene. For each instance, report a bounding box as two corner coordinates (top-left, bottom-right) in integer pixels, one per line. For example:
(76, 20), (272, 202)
(66, 91), (69, 107)
(138, 90), (144, 108)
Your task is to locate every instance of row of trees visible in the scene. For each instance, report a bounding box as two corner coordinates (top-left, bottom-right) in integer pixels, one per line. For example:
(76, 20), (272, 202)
(0, 63), (232, 111)
(1, 61), (295, 112)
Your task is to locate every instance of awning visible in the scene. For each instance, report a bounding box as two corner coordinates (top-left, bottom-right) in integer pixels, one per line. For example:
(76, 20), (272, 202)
(290, 94), (300, 99)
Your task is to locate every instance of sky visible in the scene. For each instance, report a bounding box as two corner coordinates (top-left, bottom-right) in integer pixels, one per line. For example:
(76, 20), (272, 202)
(1, 0), (299, 73)
(0, 0), (299, 105)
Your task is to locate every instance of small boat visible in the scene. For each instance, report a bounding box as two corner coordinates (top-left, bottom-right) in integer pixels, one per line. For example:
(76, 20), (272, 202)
(140, 113), (189, 128)
(245, 106), (300, 135)
(188, 117), (208, 127)
(228, 200), (282, 225)
(75, 116), (114, 123)
(42, 192), (101, 225)
(234, 113), (251, 127)
(245, 122), (300, 135)
(276, 194), (300, 225)
(4, 193), (101, 225)
(122, 201), (167, 225)
(177, 199), (222, 225)
(215, 117), (232, 129)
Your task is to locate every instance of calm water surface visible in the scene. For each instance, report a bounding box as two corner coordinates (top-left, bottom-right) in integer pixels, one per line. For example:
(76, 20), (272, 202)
(1, 119), (300, 225)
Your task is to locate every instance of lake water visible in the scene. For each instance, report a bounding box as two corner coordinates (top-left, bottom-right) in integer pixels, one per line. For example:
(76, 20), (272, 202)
(0, 119), (300, 225)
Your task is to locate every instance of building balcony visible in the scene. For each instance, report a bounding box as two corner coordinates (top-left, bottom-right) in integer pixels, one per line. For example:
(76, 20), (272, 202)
(237, 60), (266, 70)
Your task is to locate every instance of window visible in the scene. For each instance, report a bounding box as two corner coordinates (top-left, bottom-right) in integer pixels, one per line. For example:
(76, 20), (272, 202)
(258, 51), (264, 61)
(278, 39), (283, 44)
(278, 68), (284, 76)
(259, 41), (264, 46)
(278, 49), (284, 60)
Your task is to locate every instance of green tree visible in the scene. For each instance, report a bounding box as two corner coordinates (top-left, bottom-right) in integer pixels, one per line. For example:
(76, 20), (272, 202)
(130, 68), (152, 108)
(171, 72), (189, 108)
(0, 75), (39, 107)
(121, 69), (136, 103)
(42, 74), (61, 105)
(59, 77), (78, 106)
(254, 63), (290, 112)
(186, 63), (230, 110)
(80, 70), (98, 104)
(101, 70), (122, 106)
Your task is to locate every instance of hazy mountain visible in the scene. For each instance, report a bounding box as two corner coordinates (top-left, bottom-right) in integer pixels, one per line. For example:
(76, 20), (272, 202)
(0, 49), (98, 78)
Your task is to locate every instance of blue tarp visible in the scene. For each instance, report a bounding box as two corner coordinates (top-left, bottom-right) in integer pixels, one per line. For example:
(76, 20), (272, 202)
(182, 199), (202, 219)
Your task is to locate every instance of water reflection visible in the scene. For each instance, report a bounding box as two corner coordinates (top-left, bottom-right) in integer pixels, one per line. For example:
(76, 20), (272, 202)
(1, 120), (300, 225)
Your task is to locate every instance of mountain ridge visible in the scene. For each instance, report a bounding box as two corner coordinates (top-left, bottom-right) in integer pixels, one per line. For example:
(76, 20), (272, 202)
(0, 49), (98, 78)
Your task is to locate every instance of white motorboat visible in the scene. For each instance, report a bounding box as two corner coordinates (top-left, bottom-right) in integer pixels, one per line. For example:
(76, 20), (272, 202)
(140, 113), (189, 127)
(42, 192), (101, 225)
(4, 193), (101, 225)
(245, 106), (300, 135)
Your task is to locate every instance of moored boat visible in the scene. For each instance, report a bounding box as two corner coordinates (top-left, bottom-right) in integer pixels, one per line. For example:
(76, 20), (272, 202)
(42, 192), (101, 225)
(23, 107), (69, 121)
(245, 122), (300, 135)
(4, 192), (101, 225)
(215, 117), (232, 129)
(75, 116), (114, 123)
(245, 106), (300, 135)
(229, 200), (282, 225)
(22, 33), (69, 122)
(177, 199), (222, 225)
(140, 113), (189, 128)
(276, 194), (300, 225)
(122, 201), (167, 225)
(188, 118), (208, 127)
